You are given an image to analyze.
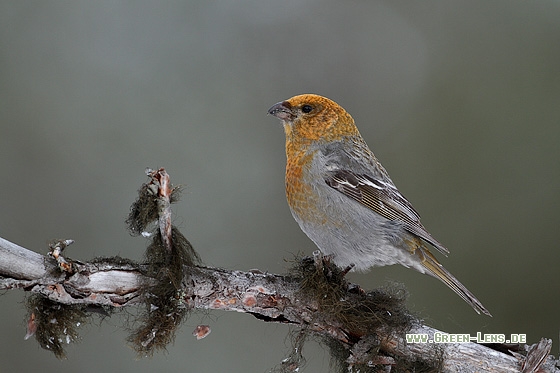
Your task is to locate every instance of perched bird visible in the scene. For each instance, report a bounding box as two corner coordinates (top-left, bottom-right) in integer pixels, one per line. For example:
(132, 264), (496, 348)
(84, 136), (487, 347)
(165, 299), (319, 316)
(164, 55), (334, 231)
(268, 94), (491, 316)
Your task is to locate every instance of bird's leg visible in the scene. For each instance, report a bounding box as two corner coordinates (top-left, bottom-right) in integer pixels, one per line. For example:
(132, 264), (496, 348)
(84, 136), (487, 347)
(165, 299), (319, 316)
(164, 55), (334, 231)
(340, 263), (355, 277)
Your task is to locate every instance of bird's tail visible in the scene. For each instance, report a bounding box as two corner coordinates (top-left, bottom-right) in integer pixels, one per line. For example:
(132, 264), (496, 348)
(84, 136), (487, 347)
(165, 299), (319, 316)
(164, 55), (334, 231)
(418, 248), (492, 316)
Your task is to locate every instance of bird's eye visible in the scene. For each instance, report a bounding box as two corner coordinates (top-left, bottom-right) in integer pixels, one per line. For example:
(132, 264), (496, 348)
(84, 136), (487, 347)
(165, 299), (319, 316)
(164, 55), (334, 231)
(301, 105), (313, 113)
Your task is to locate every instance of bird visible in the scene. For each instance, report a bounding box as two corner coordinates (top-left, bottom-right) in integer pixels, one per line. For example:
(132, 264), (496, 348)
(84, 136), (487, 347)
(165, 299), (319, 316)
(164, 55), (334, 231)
(268, 93), (491, 316)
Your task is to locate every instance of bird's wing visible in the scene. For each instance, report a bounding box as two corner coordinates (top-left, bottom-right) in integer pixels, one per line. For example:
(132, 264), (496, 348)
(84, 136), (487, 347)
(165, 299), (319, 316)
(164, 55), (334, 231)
(325, 169), (450, 255)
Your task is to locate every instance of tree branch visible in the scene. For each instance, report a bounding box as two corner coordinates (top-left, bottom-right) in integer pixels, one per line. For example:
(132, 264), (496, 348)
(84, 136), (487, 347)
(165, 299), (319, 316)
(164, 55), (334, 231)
(0, 237), (557, 372)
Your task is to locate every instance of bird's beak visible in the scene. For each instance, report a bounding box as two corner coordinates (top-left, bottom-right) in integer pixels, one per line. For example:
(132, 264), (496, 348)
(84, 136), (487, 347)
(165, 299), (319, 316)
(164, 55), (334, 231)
(267, 101), (295, 121)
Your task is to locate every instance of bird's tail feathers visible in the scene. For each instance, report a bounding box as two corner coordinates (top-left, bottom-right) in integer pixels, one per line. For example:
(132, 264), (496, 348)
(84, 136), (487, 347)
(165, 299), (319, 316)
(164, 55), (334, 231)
(419, 249), (492, 316)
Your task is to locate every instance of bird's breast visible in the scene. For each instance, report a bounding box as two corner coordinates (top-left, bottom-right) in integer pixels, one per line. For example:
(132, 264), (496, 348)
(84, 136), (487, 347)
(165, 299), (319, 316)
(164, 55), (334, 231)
(284, 148), (329, 224)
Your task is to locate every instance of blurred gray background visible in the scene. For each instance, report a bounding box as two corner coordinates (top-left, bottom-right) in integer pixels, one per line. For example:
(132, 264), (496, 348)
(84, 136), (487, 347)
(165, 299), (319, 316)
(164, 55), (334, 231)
(1, 1), (559, 372)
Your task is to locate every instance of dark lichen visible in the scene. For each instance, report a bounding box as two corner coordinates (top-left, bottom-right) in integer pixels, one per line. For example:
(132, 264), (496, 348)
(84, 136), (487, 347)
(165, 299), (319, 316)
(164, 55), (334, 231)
(291, 256), (412, 337)
(127, 227), (199, 356)
(286, 255), (444, 372)
(25, 294), (89, 359)
(125, 182), (159, 236)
